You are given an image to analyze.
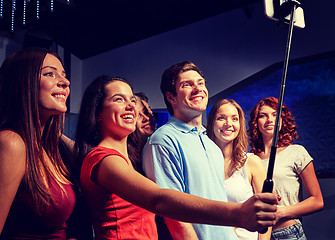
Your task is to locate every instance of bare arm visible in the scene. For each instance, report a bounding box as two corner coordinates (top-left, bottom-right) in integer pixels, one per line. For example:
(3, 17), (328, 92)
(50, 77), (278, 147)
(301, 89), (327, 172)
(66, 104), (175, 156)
(94, 155), (278, 232)
(247, 155), (267, 194)
(246, 154), (272, 240)
(276, 162), (324, 220)
(0, 131), (26, 234)
(61, 134), (75, 152)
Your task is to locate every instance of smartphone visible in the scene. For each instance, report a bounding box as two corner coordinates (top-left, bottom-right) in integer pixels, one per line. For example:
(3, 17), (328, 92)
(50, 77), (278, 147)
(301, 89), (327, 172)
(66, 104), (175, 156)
(264, 0), (305, 28)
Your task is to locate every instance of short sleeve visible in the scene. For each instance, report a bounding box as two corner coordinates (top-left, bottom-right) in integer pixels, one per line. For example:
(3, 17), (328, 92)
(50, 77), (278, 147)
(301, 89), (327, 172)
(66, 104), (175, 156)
(81, 147), (128, 189)
(294, 145), (313, 175)
(142, 142), (186, 193)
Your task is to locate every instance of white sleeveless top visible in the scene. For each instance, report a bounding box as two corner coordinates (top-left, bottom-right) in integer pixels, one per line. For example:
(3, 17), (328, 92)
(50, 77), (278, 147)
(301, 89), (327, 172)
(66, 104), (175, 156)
(224, 154), (258, 240)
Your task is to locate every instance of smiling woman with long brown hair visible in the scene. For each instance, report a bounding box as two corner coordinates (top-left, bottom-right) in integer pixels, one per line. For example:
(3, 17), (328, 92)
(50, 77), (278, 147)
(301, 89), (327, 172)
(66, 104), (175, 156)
(0, 48), (74, 239)
(207, 99), (269, 240)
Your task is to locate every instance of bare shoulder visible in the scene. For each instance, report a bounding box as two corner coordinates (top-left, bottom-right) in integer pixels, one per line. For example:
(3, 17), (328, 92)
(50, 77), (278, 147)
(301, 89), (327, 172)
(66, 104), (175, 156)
(0, 130), (26, 167)
(246, 153), (266, 178)
(246, 154), (267, 192)
(246, 154), (263, 168)
(0, 130), (26, 151)
(0, 131), (27, 227)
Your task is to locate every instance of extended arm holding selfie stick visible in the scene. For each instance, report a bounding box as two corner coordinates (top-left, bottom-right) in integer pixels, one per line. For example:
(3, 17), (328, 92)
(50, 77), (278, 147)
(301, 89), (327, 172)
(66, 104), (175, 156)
(260, 0), (303, 234)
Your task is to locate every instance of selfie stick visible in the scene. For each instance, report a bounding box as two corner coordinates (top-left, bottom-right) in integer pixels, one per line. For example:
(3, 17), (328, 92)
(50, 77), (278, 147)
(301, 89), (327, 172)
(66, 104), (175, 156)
(260, 0), (301, 234)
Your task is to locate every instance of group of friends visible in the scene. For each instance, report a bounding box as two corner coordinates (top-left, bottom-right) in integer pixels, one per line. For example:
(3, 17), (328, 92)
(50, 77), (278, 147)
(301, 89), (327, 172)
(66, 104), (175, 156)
(0, 48), (324, 240)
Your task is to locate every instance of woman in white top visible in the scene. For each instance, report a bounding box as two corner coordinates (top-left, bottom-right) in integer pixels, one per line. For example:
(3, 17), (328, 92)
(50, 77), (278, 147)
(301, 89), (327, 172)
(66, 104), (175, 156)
(207, 99), (270, 240)
(248, 97), (324, 240)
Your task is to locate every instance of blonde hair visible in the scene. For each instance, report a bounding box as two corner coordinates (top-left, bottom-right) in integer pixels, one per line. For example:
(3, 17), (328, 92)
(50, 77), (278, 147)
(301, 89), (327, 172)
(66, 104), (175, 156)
(207, 99), (248, 170)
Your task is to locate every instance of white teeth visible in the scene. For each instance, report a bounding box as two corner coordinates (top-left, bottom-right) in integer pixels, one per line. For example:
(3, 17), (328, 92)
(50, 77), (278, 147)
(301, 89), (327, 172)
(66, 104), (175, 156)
(193, 97), (202, 100)
(54, 94), (65, 99)
(123, 115), (134, 119)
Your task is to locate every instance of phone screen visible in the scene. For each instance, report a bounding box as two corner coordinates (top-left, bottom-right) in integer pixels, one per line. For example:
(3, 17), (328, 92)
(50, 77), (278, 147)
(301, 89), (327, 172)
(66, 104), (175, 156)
(264, 0), (305, 28)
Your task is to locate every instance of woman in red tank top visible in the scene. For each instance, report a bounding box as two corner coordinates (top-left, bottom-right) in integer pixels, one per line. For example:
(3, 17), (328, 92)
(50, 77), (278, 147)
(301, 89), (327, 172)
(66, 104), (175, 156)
(0, 48), (75, 239)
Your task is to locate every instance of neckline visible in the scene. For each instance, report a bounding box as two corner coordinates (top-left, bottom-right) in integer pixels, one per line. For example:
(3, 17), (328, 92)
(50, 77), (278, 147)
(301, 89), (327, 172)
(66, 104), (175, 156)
(261, 145), (292, 161)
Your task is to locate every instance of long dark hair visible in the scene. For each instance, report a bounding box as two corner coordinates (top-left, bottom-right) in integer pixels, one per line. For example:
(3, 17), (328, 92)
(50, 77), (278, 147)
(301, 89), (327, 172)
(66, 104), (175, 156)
(73, 75), (131, 178)
(0, 48), (69, 209)
(127, 127), (147, 173)
(127, 93), (156, 173)
(248, 97), (298, 154)
(207, 99), (248, 170)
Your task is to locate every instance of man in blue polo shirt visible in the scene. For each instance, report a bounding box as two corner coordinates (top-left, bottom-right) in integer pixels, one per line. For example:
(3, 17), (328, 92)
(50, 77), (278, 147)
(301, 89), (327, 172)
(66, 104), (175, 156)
(142, 61), (272, 239)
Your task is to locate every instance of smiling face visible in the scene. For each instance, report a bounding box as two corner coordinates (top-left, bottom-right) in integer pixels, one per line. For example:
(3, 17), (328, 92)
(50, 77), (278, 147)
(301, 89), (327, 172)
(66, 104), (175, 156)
(213, 103), (240, 146)
(168, 70), (208, 120)
(99, 81), (138, 139)
(135, 100), (155, 137)
(39, 54), (70, 122)
(257, 105), (282, 138)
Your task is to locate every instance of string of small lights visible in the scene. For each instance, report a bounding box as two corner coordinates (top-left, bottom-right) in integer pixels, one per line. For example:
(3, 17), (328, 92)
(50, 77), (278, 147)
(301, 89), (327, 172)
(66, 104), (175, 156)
(0, 0), (3, 18)
(0, 0), (70, 32)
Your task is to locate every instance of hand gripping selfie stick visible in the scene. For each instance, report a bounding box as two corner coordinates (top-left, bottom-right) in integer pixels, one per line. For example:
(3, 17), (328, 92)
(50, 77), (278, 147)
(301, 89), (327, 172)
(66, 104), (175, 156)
(260, 0), (304, 234)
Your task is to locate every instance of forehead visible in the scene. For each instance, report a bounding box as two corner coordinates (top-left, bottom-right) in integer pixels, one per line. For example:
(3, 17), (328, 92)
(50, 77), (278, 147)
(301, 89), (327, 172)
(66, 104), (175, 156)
(42, 54), (62, 68)
(217, 103), (238, 115)
(105, 81), (133, 96)
(177, 70), (203, 83)
(259, 105), (276, 112)
(135, 99), (144, 109)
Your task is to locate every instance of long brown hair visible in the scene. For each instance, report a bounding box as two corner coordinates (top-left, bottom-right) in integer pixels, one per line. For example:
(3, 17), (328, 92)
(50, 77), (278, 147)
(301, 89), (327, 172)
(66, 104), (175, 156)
(127, 93), (156, 173)
(207, 99), (248, 170)
(0, 48), (70, 210)
(248, 97), (298, 154)
(74, 75), (132, 178)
